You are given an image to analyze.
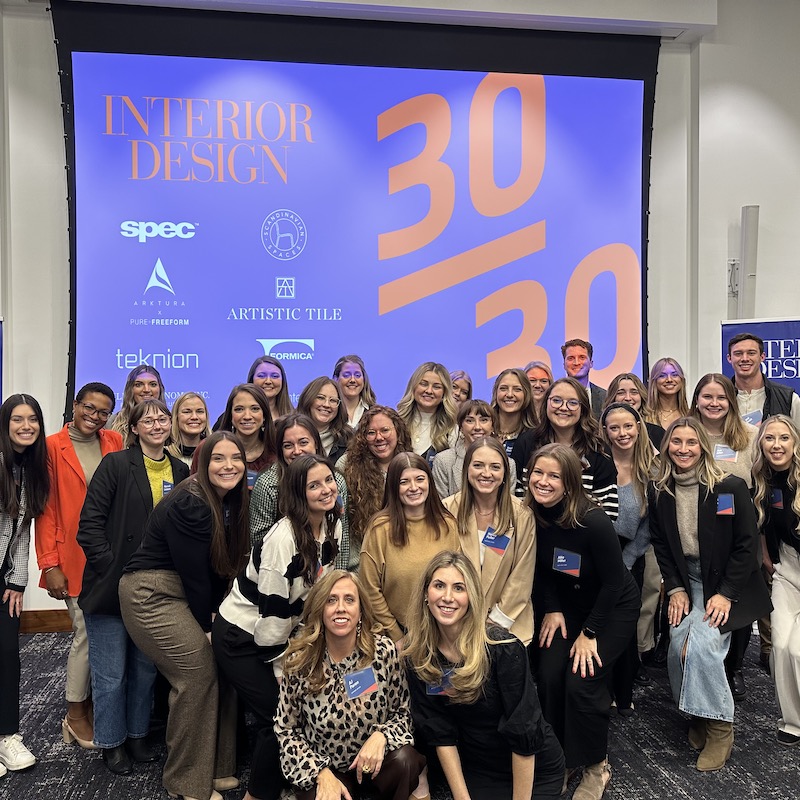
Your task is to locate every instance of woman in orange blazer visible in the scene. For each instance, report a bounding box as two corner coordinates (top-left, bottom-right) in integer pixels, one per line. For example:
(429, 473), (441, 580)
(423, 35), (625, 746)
(35, 383), (122, 749)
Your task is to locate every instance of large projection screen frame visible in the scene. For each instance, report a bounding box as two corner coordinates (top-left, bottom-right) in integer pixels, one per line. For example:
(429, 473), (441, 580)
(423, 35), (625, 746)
(52, 0), (659, 420)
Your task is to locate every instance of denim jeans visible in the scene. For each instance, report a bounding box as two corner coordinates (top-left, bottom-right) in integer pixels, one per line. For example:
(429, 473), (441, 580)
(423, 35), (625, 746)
(83, 612), (156, 748)
(667, 558), (734, 722)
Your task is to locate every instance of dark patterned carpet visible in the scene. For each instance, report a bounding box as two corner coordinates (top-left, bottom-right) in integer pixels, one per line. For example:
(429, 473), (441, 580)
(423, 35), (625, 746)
(5, 632), (798, 799)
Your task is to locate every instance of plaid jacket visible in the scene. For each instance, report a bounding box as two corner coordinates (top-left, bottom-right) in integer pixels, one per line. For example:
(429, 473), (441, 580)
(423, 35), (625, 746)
(0, 460), (30, 591)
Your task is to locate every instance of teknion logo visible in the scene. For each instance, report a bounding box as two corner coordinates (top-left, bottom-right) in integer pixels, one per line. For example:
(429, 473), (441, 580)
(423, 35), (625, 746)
(145, 259), (175, 295)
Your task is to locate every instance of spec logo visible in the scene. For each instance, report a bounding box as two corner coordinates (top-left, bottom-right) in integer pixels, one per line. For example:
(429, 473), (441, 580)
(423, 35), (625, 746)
(120, 221), (197, 243)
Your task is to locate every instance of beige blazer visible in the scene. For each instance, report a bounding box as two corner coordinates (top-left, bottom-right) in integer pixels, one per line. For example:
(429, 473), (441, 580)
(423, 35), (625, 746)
(444, 493), (536, 644)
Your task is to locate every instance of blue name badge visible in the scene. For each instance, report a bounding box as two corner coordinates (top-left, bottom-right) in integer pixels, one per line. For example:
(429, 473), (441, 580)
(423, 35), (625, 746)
(246, 470), (257, 490)
(162, 480), (174, 494)
(426, 667), (454, 695)
(713, 444), (738, 462)
(344, 665), (378, 699)
(771, 488), (784, 509)
(553, 548), (581, 577)
(481, 526), (510, 555)
(717, 493), (735, 516)
(742, 409), (763, 427)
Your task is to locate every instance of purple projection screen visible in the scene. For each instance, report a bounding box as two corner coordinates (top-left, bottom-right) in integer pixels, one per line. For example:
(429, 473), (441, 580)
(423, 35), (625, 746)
(72, 51), (644, 412)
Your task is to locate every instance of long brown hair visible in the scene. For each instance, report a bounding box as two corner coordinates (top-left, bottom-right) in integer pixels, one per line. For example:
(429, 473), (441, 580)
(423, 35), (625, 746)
(526, 443), (595, 528)
(219, 383), (276, 460)
(283, 570), (379, 692)
(280, 453), (341, 586)
(371, 452), (453, 548)
(343, 406), (412, 543)
(297, 377), (353, 448)
(530, 378), (604, 457)
(690, 373), (752, 452)
(183, 431), (250, 579)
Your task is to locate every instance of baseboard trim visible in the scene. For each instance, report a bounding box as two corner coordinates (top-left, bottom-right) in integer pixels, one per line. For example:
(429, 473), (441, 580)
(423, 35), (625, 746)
(21, 609), (72, 634)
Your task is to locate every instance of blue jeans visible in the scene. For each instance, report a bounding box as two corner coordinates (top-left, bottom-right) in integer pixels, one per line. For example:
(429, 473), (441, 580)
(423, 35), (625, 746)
(667, 558), (734, 722)
(84, 612), (156, 748)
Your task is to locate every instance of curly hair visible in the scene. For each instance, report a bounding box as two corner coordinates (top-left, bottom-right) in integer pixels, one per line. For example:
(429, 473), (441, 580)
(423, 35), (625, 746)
(344, 406), (411, 544)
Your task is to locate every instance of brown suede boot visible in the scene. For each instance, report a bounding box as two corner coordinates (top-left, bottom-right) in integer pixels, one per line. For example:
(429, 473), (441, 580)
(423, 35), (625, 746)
(572, 759), (612, 800)
(688, 716), (707, 750)
(696, 720), (733, 771)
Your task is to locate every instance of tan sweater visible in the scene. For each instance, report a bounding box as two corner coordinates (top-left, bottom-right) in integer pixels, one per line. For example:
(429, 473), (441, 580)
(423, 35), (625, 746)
(360, 515), (460, 641)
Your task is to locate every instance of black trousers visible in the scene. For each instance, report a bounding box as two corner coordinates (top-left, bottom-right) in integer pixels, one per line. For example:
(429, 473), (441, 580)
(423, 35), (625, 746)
(212, 615), (282, 800)
(0, 576), (21, 735)
(536, 604), (639, 768)
(295, 745), (425, 800)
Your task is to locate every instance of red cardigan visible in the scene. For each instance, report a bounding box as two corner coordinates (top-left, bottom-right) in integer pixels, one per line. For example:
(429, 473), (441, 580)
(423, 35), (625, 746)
(35, 425), (123, 595)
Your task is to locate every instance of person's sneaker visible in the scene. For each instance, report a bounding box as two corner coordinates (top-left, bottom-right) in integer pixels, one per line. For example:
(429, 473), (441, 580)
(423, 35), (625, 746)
(0, 760), (7, 778)
(776, 730), (800, 746)
(0, 734), (36, 770)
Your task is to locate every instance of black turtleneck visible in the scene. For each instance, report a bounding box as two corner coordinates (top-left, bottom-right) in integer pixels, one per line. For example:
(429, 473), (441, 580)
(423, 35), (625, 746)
(763, 470), (800, 561)
(534, 503), (638, 636)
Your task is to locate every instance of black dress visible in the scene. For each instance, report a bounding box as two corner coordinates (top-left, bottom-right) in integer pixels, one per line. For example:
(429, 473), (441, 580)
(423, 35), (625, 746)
(407, 627), (564, 799)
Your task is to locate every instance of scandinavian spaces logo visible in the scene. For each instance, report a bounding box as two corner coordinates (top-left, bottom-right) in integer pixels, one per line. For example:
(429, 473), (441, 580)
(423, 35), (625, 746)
(261, 209), (307, 261)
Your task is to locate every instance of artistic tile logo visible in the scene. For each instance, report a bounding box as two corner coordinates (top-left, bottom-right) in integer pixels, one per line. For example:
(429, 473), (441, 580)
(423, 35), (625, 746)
(256, 338), (314, 361)
(145, 258), (175, 295)
(261, 209), (307, 261)
(276, 277), (296, 299)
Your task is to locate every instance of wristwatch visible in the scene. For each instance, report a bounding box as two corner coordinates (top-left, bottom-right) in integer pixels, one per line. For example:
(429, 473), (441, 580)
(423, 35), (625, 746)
(582, 626), (597, 640)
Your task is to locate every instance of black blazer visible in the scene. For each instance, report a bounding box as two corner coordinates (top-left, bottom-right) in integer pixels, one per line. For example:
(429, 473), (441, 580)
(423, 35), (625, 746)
(648, 474), (772, 633)
(77, 446), (189, 615)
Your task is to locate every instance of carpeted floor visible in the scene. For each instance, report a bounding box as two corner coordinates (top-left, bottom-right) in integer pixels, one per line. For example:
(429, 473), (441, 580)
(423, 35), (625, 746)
(5, 631), (797, 799)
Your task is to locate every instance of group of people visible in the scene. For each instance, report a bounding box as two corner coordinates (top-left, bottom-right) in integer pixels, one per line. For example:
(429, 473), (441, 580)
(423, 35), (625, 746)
(0, 333), (795, 800)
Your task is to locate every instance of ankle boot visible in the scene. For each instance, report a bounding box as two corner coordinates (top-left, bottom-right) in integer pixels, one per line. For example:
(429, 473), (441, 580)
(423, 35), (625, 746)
(696, 720), (733, 771)
(572, 759), (612, 800)
(687, 716), (707, 750)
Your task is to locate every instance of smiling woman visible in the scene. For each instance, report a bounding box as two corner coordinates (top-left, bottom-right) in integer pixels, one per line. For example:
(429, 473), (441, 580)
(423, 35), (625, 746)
(333, 354), (377, 427)
(120, 431), (250, 799)
(360, 453), (459, 646)
(212, 453), (342, 800)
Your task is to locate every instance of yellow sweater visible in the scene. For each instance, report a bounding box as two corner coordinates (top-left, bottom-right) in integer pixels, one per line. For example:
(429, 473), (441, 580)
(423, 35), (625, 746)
(360, 514), (460, 641)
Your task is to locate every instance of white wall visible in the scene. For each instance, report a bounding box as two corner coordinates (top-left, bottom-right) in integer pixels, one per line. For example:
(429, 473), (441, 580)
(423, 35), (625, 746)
(2, 0), (799, 608)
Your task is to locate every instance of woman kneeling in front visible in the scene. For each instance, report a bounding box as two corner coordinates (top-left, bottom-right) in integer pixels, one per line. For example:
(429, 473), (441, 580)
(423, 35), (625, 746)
(275, 570), (425, 800)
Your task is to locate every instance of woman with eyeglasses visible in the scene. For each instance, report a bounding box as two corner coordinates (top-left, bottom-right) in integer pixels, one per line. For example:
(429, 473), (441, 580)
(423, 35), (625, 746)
(250, 413), (351, 568)
(339, 406), (412, 568)
(645, 358), (689, 431)
(36, 383), (123, 750)
(397, 363), (458, 466)
(168, 392), (212, 467)
(492, 368), (538, 458)
(109, 364), (165, 443)
(512, 378), (618, 519)
(78, 399), (188, 774)
(360, 453), (459, 647)
(333, 354), (376, 428)
(603, 373), (664, 450)
(524, 361), (554, 424)
(297, 377), (353, 466)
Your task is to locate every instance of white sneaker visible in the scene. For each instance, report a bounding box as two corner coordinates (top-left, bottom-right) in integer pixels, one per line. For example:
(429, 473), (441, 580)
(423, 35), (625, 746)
(0, 760), (7, 777)
(0, 733), (36, 770)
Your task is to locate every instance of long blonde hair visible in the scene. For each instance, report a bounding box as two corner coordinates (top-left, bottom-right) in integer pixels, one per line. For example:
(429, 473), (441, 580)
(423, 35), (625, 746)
(600, 403), (656, 514)
(404, 552), (509, 704)
(690, 373), (751, 452)
(283, 570), (379, 693)
(646, 358), (689, 423)
(751, 415), (800, 531)
(655, 417), (725, 497)
(397, 362), (458, 454)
